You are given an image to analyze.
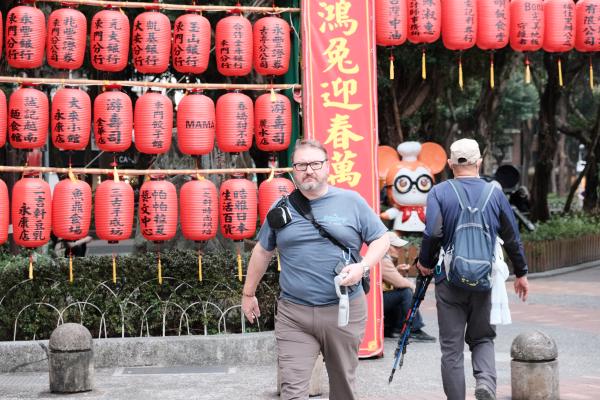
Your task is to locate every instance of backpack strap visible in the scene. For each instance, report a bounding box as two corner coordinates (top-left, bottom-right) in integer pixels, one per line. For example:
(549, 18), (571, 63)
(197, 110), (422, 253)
(476, 183), (496, 212)
(449, 179), (495, 212)
(448, 179), (470, 210)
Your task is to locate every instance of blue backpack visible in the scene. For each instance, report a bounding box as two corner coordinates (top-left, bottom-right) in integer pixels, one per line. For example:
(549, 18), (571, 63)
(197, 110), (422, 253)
(445, 180), (495, 291)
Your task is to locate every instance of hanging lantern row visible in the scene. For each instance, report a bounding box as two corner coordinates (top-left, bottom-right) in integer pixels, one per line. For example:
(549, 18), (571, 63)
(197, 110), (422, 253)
(0, 174), (295, 247)
(4, 5), (291, 77)
(0, 86), (292, 155)
(376, 0), (600, 87)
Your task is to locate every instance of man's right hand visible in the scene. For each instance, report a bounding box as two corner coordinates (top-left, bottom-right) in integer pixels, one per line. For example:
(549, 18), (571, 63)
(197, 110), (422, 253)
(514, 276), (529, 302)
(242, 294), (261, 324)
(416, 261), (433, 276)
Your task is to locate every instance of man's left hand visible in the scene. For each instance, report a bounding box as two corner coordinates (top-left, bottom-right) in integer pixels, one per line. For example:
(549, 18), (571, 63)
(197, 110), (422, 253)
(340, 263), (364, 286)
(416, 261), (433, 276)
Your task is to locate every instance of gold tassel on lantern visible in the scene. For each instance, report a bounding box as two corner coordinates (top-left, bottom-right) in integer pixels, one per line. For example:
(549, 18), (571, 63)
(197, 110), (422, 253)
(525, 56), (531, 85)
(112, 253), (117, 284)
(69, 251), (74, 284)
(558, 57), (564, 87)
(458, 55), (464, 90)
(490, 53), (495, 90)
(237, 248), (243, 282)
(422, 49), (427, 80)
(29, 254), (33, 280)
(270, 86), (276, 102)
(389, 54), (395, 80)
(198, 251), (203, 282)
(157, 252), (163, 285)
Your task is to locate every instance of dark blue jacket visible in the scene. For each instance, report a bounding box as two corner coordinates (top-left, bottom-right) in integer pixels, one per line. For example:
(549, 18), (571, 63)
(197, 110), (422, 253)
(418, 177), (528, 282)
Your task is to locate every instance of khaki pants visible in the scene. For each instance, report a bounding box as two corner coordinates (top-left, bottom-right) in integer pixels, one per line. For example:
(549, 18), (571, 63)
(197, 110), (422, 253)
(275, 295), (367, 400)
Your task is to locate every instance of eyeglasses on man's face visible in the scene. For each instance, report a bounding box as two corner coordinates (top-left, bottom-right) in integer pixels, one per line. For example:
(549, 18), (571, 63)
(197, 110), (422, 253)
(393, 174), (433, 194)
(292, 160), (327, 171)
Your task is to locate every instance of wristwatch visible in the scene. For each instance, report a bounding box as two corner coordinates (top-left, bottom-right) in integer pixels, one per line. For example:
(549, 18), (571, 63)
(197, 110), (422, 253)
(360, 261), (370, 277)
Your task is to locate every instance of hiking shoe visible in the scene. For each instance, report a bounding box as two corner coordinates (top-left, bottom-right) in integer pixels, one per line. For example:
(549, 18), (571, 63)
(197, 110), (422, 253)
(475, 384), (496, 400)
(409, 329), (436, 342)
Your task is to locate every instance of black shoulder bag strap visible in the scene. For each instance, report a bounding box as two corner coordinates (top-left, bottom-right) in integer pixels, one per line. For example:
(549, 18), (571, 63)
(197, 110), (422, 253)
(288, 189), (370, 294)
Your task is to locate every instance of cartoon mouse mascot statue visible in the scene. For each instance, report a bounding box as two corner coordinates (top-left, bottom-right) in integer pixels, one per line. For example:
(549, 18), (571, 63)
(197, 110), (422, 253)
(379, 141), (446, 233)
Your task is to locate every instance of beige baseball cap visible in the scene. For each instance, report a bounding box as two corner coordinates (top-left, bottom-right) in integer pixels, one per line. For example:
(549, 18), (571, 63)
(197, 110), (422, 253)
(387, 231), (408, 248)
(450, 138), (481, 165)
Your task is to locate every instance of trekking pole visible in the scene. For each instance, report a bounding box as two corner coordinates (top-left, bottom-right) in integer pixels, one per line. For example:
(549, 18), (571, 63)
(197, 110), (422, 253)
(388, 273), (433, 384)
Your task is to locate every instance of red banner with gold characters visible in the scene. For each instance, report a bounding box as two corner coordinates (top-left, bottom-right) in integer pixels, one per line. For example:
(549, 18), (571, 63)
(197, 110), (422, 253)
(301, 0), (382, 357)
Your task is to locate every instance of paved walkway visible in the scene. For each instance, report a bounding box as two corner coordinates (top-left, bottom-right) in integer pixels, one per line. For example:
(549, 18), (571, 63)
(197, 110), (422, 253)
(1, 267), (599, 399)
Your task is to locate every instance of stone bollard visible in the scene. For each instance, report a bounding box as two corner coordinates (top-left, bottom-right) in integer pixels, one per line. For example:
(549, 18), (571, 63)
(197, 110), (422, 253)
(511, 330), (559, 400)
(48, 323), (94, 393)
(277, 353), (324, 397)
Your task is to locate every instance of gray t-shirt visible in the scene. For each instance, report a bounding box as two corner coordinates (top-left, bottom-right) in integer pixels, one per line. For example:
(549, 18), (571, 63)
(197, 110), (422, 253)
(258, 186), (387, 306)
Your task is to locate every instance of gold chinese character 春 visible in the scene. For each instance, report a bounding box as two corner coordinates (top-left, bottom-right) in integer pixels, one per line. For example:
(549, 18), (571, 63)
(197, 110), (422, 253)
(324, 114), (364, 149)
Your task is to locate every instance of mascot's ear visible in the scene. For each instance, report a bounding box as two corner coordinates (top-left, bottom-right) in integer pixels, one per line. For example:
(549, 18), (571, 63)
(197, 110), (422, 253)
(419, 142), (447, 175)
(378, 145), (400, 183)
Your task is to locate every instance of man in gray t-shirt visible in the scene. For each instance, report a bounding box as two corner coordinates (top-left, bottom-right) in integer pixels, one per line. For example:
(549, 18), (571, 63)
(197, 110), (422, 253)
(242, 139), (389, 400)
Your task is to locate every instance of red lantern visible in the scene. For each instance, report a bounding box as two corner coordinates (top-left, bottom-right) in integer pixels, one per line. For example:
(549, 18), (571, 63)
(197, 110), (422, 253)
(173, 13), (211, 75)
(258, 176), (294, 224)
(139, 178), (177, 242)
(51, 88), (91, 151)
(510, 0), (544, 52)
(93, 88), (133, 153)
(177, 91), (215, 156)
(0, 90), (6, 148)
(407, 0), (441, 44)
(441, 0), (477, 51)
(52, 177), (92, 240)
(47, 7), (87, 70)
(254, 93), (291, 152)
(220, 176), (257, 240)
(180, 178), (218, 242)
(134, 91), (173, 154)
(253, 16), (291, 76)
(8, 86), (49, 150)
(12, 176), (51, 248)
(576, 0), (600, 52)
(5, 5), (46, 69)
(0, 12), (3, 62)
(216, 92), (254, 153)
(376, 0), (408, 46)
(476, 0), (509, 50)
(215, 15), (253, 77)
(0, 178), (8, 245)
(90, 9), (130, 72)
(543, 0), (575, 53)
(95, 178), (134, 242)
(132, 11), (171, 74)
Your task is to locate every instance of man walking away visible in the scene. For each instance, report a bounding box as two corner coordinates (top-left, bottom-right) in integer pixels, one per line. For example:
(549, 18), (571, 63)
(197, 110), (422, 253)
(417, 138), (529, 400)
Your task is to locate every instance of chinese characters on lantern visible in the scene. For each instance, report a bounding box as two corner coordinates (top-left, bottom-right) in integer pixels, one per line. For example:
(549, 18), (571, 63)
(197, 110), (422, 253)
(133, 16), (161, 68)
(463, 0), (475, 43)
(221, 187), (249, 236)
(257, 99), (286, 147)
(517, 3), (543, 47)
(69, 188), (84, 235)
(317, 0), (364, 188)
(201, 188), (215, 236)
(6, 9), (35, 63)
(109, 188), (124, 236)
(581, 3), (600, 47)
(140, 189), (168, 237)
(11, 96), (40, 144)
(257, 22), (286, 72)
(173, 18), (200, 68)
(97, 97), (124, 145)
(18, 191), (47, 243)
(49, 14), (78, 65)
(409, 0), (438, 37)
(493, 0), (508, 43)
(562, 2), (574, 47)
(53, 96), (82, 145)
(386, 0), (405, 41)
(151, 101), (165, 149)
(235, 101), (250, 147)
(92, 13), (125, 66)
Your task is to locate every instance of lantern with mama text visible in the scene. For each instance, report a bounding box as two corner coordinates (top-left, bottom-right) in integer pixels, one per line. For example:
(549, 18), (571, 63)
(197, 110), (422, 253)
(181, 177), (218, 281)
(132, 11), (171, 74)
(95, 174), (134, 283)
(220, 175), (257, 281)
(8, 86), (49, 150)
(47, 7), (87, 70)
(476, 0), (509, 88)
(177, 91), (215, 156)
(134, 91), (173, 154)
(510, 0), (544, 83)
(51, 88), (91, 151)
(139, 178), (177, 284)
(216, 15), (253, 77)
(253, 16), (291, 76)
(216, 92), (254, 153)
(407, 0), (441, 79)
(543, 0), (575, 87)
(442, 0), (477, 89)
(12, 176), (51, 279)
(258, 175), (294, 224)
(576, 0), (600, 88)
(0, 90), (6, 148)
(254, 93), (291, 153)
(94, 87), (133, 152)
(5, 5), (46, 69)
(0, 179), (8, 245)
(173, 13), (211, 75)
(90, 8), (130, 72)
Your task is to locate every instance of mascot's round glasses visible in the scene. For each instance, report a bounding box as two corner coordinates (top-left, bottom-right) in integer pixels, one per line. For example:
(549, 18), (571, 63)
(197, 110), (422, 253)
(393, 174), (433, 194)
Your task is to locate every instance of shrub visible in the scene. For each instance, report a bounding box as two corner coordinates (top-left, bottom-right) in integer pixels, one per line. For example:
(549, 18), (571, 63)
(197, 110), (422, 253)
(521, 214), (600, 242)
